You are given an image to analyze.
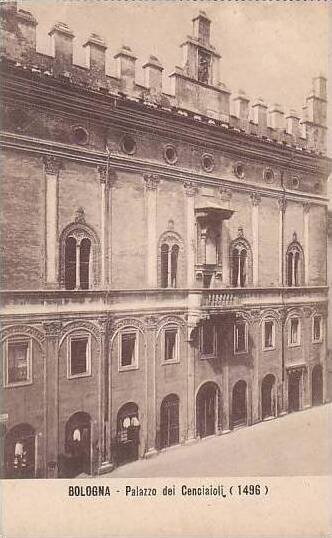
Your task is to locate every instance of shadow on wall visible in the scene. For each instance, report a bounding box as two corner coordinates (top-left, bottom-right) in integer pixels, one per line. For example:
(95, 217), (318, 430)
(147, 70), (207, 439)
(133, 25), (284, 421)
(327, 349), (332, 402)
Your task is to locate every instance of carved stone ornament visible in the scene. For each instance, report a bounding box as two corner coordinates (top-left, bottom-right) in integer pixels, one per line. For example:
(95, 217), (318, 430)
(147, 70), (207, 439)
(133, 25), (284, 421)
(219, 187), (232, 201)
(144, 173), (160, 191)
(145, 315), (159, 329)
(183, 181), (198, 197)
(303, 202), (311, 214)
(43, 322), (63, 338)
(237, 226), (244, 238)
(250, 192), (261, 206)
(278, 197), (287, 213)
(43, 155), (62, 175)
(74, 207), (86, 224)
(1, 324), (45, 346)
(292, 231), (298, 242)
(97, 165), (116, 187)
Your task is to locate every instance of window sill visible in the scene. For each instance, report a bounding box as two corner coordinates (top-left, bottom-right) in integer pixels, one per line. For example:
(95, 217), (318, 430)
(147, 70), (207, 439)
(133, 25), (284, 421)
(162, 359), (180, 366)
(4, 380), (32, 388)
(200, 354), (217, 360)
(234, 350), (248, 356)
(262, 346), (276, 352)
(312, 339), (323, 345)
(288, 343), (301, 348)
(119, 365), (139, 372)
(68, 372), (92, 380)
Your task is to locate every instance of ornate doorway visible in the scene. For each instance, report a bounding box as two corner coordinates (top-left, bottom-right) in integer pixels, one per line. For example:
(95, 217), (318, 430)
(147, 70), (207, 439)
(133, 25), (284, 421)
(232, 380), (247, 427)
(288, 371), (301, 413)
(116, 403), (140, 466)
(196, 382), (220, 438)
(160, 394), (180, 448)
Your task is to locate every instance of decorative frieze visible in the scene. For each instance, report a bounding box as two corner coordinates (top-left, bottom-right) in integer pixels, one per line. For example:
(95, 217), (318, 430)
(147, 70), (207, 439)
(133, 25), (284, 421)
(144, 173), (160, 191)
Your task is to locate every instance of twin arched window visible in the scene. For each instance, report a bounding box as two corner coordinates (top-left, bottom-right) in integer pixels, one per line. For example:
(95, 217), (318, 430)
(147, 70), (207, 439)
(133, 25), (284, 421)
(159, 233), (183, 288)
(286, 240), (304, 287)
(230, 238), (252, 288)
(60, 223), (100, 290)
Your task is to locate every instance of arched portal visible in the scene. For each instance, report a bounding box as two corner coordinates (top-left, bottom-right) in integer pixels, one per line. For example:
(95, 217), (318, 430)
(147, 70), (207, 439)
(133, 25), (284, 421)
(116, 403), (140, 466)
(64, 412), (91, 477)
(261, 374), (276, 419)
(160, 394), (180, 449)
(312, 365), (323, 406)
(196, 382), (220, 438)
(232, 380), (247, 427)
(5, 423), (35, 478)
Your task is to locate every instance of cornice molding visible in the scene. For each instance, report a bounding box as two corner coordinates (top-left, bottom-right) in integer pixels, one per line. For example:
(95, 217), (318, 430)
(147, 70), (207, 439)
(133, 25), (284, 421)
(0, 131), (329, 207)
(1, 70), (330, 176)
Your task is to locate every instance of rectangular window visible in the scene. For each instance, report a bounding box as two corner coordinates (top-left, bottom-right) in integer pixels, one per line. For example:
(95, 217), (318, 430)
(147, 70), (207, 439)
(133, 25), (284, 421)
(69, 336), (90, 377)
(264, 320), (275, 350)
(164, 329), (178, 362)
(200, 322), (215, 356)
(234, 322), (247, 354)
(313, 316), (322, 342)
(120, 332), (137, 368)
(289, 318), (300, 346)
(6, 340), (30, 385)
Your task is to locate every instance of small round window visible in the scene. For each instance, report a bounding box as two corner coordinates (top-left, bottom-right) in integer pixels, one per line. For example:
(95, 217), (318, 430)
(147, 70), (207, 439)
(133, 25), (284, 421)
(164, 144), (178, 165)
(201, 153), (214, 173)
(72, 126), (89, 145)
(264, 167), (274, 184)
(121, 134), (136, 155)
(234, 162), (245, 179)
(291, 176), (300, 189)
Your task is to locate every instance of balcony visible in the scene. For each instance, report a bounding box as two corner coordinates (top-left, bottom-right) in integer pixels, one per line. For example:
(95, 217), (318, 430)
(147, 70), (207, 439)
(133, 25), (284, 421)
(0, 286), (327, 319)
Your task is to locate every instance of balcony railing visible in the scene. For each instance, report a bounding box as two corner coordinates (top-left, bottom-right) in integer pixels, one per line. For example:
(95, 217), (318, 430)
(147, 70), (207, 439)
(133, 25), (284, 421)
(0, 286), (328, 317)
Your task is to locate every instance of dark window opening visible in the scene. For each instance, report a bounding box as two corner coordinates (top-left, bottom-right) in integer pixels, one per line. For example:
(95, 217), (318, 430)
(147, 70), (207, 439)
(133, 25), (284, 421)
(264, 321), (274, 349)
(121, 333), (136, 367)
(290, 318), (299, 345)
(201, 323), (214, 355)
(232, 248), (247, 288)
(313, 316), (321, 341)
(170, 245), (179, 288)
(70, 337), (88, 376)
(65, 237), (76, 290)
(165, 329), (177, 362)
(7, 341), (29, 384)
(80, 238), (91, 290)
(235, 322), (247, 353)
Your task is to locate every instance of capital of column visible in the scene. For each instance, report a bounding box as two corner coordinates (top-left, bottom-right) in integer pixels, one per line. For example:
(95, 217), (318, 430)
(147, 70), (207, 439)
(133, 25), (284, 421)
(43, 155), (62, 176)
(219, 187), (232, 201)
(144, 315), (159, 330)
(97, 165), (115, 187)
(278, 197), (287, 213)
(250, 192), (261, 207)
(97, 316), (112, 335)
(144, 173), (160, 191)
(303, 201), (311, 214)
(43, 321), (62, 338)
(183, 180), (198, 197)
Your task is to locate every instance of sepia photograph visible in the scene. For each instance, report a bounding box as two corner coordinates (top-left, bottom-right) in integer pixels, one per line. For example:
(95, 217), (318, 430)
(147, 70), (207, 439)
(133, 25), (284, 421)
(0, 0), (331, 535)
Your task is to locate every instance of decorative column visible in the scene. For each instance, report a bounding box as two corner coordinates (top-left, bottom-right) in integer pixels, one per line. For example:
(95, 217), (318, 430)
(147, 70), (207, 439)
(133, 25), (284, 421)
(186, 316), (198, 443)
(249, 310), (261, 424)
(97, 165), (112, 288)
(250, 192), (261, 286)
(97, 316), (112, 471)
(144, 174), (160, 287)
(220, 188), (232, 286)
(184, 181), (197, 288)
(43, 321), (62, 478)
(278, 197), (287, 286)
(303, 202), (311, 285)
(43, 156), (62, 287)
(144, 315), (158, 457)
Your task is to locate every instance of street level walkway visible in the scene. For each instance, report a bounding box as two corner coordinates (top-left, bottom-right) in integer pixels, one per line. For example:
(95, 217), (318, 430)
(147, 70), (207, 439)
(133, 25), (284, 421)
(103, 403), (331, 477)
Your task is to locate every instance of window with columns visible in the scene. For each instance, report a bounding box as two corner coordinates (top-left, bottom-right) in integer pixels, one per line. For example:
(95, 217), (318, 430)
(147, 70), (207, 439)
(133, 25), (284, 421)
(158, 232), (183, 288)
(230, 237), (252, 288)
(286, 238), (304, 287)
(60, 220), (100, 290)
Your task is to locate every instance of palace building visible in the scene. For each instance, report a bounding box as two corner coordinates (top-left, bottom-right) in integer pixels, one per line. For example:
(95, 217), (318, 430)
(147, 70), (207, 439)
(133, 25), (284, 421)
(0, 2), (330, 477)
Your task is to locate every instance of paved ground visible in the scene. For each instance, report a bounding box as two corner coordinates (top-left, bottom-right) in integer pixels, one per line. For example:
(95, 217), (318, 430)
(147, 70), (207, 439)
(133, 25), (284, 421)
(103, 403), (331, 477)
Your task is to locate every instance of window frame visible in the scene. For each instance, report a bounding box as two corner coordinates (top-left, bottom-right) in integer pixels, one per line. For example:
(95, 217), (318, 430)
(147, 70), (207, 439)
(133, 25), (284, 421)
(119, 329), (139, 372)
(67, 333), (92, 379)
(4, 337), (32, 388)
(312, 315), (323, 344)
(234, 321), (248, 355)
(288, 317), (301, 348)
(200, 322), (217, 359)
(162, 326), (180, 365)
(262, 319), (276, 351)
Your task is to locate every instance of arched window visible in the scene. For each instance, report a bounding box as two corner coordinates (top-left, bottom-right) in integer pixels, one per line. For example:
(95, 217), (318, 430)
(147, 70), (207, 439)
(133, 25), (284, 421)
(230, 237), (252, 288)
(286, 239), (304, 287)
(158, 232), (183, 288)
(60, 222), (100, 290)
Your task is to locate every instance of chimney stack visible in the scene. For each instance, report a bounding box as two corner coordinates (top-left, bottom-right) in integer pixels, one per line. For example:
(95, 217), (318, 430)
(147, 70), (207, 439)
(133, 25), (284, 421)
(143, 55), (163, 94)
(83, 33), (107, 74)
(269, 103), (284, 130)
(114, 45), (137, 93)
(49, 22), (75, 68)
(252, 97), (268, 129)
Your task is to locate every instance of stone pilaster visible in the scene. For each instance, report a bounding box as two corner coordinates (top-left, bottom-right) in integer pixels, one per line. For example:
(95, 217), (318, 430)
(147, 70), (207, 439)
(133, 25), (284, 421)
(186, 316), (198, 442)
(43, 321), (62, 478)
(144, 174), (160, 287)
(278, 197), (287, 286)
(303, 202), (311, 285)
(249, 309), (260, 424)
(144, 315), (158, 457)
(97, 316), (111, 469)
(184, 181), (197, 288)
(250, 192), (261, 286)
(43, 156), (62, 287)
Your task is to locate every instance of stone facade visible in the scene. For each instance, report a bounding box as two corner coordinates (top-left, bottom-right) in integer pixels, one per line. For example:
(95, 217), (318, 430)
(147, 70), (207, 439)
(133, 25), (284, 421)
(0, 3), (330, 478)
